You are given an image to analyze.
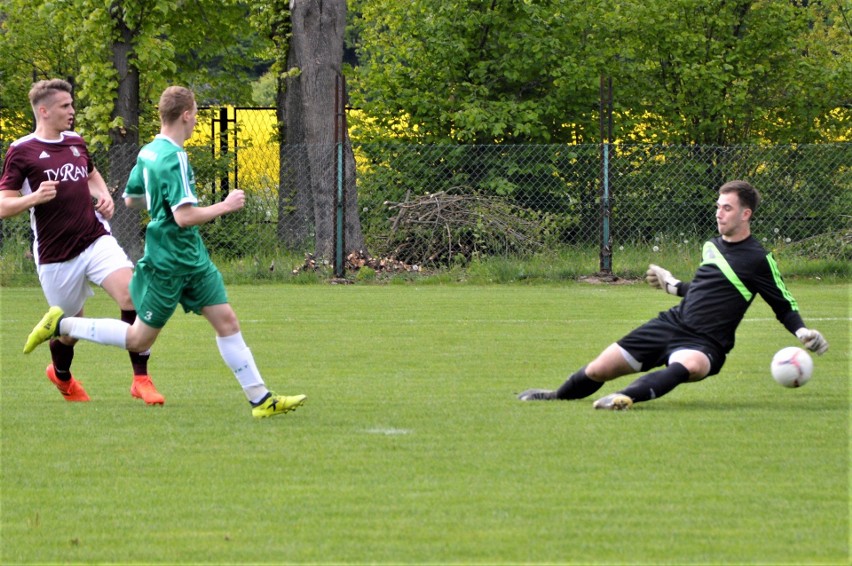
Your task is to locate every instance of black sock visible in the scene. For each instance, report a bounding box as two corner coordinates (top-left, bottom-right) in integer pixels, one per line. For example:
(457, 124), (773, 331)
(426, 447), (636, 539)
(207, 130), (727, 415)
(555, 366), (605, 400)
(619, 362), (690, 403)
(129, 352), (150, 376)
(122, 309), (150, 376)
(49, 339), (75, 381)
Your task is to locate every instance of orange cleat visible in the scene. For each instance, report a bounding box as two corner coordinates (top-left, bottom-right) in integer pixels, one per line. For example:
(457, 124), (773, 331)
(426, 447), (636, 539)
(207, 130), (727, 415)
(46, 364), (90, 402)
(130, 375), (165, 405)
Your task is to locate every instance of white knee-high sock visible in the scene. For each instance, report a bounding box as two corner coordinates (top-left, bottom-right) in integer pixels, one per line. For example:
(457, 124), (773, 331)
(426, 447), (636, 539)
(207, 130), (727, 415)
(60, 317), (128, 348)
(216, 332), (268, 403)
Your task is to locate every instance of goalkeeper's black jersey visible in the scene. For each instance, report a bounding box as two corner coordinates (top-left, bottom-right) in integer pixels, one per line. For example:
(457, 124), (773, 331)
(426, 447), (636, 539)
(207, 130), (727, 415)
(666, 235), (804, 353)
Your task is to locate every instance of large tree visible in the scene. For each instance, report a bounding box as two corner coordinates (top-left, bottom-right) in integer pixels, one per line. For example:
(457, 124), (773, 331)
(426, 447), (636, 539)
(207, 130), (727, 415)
(281, 0), (365, 258)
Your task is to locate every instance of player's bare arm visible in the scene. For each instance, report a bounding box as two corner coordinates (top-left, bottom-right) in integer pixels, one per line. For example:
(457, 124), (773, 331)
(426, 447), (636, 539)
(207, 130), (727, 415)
(124, 194), (147, 210)
(88, 168), (114, 220)
(172, 189), (245, 228)
(0, 180), (59, 218)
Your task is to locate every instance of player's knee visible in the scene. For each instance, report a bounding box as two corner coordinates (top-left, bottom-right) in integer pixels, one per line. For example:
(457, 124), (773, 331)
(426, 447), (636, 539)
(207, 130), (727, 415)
(586, 344), (636, 381)
(685, 364), (711, 382)
(586, 359), (623, 382)
(207, 306), (240, 336)
(669, 352), (711, 381)
(125, 333), (155, 353)
(217, 319), (241, 336)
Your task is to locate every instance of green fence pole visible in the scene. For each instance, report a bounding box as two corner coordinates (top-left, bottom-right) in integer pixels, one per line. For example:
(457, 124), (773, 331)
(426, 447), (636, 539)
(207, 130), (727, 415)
(334, 74), (346, 279)
(599, 76), (613, 274)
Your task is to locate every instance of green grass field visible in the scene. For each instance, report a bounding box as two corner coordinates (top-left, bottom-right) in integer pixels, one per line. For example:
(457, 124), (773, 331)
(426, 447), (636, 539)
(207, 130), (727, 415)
(1, 282), (848, 564)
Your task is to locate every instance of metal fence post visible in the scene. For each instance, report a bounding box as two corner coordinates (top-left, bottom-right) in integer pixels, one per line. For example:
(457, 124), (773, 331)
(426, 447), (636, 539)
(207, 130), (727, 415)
(333, 74), (347, 278)
(599, 76), (613, 274)
(218, 107), (230, 198)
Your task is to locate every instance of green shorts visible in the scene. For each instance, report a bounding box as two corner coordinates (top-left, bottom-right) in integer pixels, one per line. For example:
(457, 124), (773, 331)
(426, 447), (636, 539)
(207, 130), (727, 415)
(129, 261), (229, 329)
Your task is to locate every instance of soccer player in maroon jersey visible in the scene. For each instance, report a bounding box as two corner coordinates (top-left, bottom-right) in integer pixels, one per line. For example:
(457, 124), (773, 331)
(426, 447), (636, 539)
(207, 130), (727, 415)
(0, 79), (164, 405)
(22, 86), (307, 419)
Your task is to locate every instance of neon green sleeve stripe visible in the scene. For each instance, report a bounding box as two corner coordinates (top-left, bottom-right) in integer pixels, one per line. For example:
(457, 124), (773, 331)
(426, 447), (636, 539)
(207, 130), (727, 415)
(701, 241), (753, 302)
(766, 253), (799, 311)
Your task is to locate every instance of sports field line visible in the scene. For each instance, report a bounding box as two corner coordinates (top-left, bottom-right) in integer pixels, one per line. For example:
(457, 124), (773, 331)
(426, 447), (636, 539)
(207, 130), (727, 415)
(6, 314), (846, 331)
(241, 315), (850, 324)
(742, 316), (850, 322)
(4, 315), (848, 325)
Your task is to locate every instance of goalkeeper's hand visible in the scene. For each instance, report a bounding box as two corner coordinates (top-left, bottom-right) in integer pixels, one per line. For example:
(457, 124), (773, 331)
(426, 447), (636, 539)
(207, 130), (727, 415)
(795, 328), (829, 355)
(646, 264), (680, 296)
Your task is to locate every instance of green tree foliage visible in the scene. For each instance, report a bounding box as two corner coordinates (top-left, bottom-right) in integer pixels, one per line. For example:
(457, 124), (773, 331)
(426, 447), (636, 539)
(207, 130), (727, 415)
(610, 0), (852, 144)
(0, 1), (83, 140)
(350, 0), (612, 144)
(0, 0), (270, 146)
(350, 0), (851, 145)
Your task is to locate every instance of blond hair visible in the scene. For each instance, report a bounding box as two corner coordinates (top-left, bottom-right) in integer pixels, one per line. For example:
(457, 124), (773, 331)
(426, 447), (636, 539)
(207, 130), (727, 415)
(158, 86), (195, 124)
(28, 79), (73, 113)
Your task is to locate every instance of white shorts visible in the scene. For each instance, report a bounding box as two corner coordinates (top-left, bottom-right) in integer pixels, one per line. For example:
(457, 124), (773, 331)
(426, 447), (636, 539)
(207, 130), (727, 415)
(37, 235), (134, 316)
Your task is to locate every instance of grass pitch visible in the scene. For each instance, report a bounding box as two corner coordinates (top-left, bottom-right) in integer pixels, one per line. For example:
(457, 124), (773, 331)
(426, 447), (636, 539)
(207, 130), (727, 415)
(1, 281), (848, 564)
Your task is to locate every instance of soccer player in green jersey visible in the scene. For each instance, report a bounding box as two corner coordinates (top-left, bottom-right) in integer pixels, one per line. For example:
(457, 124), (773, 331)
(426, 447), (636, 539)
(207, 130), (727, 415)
(24, 86), (306, 419)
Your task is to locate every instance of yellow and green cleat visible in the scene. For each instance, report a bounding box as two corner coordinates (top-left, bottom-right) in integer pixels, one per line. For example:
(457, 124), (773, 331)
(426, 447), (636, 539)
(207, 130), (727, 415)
(252, 392), (307, 419)
(24, 306), (64, 354)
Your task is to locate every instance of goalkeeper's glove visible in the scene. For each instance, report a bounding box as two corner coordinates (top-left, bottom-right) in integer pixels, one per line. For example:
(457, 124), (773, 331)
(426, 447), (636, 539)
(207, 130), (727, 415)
(646, 264), (680, 296)
(795, 328), (829, 355)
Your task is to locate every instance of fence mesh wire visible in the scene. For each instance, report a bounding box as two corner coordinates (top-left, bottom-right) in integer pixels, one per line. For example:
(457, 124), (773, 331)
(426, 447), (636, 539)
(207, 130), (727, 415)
(1, 107), (850, 274)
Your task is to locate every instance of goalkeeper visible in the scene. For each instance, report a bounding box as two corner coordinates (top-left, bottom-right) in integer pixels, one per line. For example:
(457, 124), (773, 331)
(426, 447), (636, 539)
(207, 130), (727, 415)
(518, 180), (829, 410)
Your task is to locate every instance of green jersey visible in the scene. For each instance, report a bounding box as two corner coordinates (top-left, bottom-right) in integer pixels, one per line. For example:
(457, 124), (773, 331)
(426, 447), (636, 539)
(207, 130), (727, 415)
(124, 135), (210, 274)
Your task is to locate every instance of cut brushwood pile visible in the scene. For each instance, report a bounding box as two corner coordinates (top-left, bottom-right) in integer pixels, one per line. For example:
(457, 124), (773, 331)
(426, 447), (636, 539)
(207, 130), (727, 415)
(291, 251), (420, 275)
(291, 188), (548, 275)
(381, 188), (544, 265)
(345, 250), (420, 272)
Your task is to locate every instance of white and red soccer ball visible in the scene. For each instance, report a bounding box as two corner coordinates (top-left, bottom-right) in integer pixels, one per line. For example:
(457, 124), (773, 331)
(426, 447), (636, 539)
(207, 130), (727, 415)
(770, 346), (813, 388)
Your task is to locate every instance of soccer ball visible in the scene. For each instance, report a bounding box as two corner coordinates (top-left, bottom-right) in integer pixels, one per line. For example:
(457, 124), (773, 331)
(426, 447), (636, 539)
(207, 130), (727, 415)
(770, 347), (813, 388)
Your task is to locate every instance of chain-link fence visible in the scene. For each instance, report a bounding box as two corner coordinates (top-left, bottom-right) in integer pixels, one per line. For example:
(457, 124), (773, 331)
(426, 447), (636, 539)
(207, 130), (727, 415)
(1, 107), (850, 274)
(353, 143), (851, 267)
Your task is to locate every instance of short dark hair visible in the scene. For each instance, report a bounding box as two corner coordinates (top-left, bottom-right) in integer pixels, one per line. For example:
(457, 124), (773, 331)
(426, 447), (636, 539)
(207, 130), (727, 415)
(719, 180), (760, 214)
(28, 79), (73, 109)
(158, 86), (195, 124)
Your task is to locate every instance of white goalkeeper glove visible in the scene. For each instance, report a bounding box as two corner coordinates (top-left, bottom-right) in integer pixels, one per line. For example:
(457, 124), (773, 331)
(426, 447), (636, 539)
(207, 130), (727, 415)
(646, 264), (680, 296)
(795, 328), (829, 355)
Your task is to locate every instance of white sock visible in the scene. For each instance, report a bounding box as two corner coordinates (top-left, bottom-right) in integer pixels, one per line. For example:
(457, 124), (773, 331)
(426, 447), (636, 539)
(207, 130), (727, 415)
(216, 332), (268, 403)
(60, 317), (128, 348)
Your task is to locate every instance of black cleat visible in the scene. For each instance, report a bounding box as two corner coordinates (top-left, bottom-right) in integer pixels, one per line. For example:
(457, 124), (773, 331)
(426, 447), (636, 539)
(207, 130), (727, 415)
(517, 388), (557, 401)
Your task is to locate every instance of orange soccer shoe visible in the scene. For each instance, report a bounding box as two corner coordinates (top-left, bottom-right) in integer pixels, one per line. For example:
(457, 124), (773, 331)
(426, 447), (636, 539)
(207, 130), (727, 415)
(130, 375), (165, 405)
(46, 364), (91, 402)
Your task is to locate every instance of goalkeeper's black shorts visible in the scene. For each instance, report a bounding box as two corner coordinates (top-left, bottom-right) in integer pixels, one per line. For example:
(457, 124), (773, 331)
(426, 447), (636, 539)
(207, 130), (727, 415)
(617, 313), (726, 376)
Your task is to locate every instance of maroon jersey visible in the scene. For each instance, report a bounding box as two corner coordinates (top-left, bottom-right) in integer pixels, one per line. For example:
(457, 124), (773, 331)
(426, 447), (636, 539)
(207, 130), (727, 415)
(0, 131), (109, 264)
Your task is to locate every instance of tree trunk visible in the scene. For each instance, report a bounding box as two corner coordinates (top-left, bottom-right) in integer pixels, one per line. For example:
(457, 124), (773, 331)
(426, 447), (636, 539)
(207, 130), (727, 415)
(285, 0), (365, 258)
(278, 67), (313, 248)
(107, 4), (143, 262)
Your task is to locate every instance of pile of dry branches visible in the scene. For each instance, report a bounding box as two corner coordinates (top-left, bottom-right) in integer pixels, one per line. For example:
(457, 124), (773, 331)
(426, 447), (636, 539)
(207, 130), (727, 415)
(345, 250), (420, 272)
(381, 188), (544, 265)
(291, 251), (420, 275)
